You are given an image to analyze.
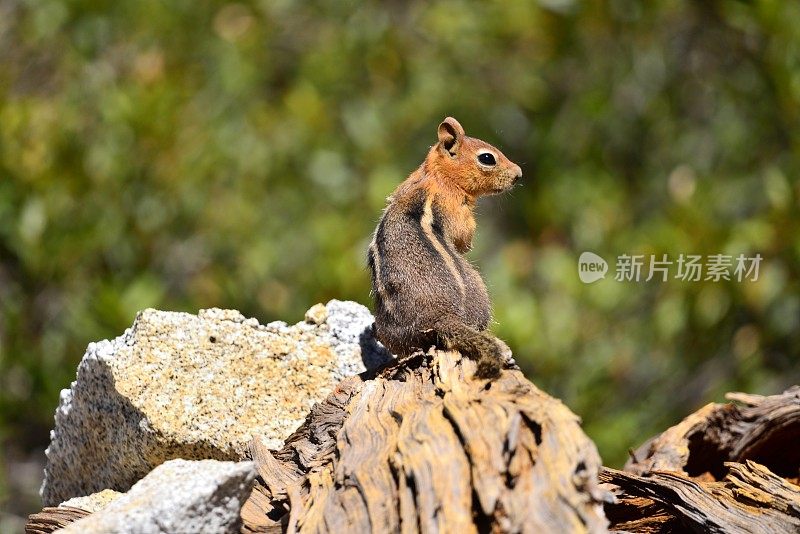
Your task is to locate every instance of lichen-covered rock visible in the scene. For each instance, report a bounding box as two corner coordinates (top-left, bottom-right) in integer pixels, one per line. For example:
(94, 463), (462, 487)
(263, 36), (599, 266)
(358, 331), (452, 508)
(42, 300), (391, 506)
(60, 489), (122, 513)
(59, 459), (256, 534)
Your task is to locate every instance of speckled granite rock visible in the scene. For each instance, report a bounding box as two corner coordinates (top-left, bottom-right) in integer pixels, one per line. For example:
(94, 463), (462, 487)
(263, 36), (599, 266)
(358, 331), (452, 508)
(60, 489), (123, 513)
(42, 300), (391, 506)
(59, 459), (256, 534)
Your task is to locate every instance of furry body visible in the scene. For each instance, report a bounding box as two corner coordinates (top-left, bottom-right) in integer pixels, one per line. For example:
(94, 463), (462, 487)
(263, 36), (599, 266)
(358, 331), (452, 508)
(368, 117), (522, 378)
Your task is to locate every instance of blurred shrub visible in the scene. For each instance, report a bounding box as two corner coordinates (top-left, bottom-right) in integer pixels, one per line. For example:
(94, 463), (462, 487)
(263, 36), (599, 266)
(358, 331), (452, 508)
(1, 0), (799, 506)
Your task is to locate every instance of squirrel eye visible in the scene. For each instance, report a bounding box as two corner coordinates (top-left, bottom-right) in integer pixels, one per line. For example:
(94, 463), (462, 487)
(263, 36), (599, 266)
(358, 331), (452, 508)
(478, 152), (496, 166)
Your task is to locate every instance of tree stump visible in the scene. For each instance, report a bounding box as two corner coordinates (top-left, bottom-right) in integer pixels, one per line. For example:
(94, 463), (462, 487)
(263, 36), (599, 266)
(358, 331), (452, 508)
(241, 350), (609, 533)
(601, 387), (800, 533)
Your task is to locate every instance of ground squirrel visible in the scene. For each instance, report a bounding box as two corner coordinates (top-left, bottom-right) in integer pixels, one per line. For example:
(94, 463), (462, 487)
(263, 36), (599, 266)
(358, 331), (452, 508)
(368, 117), (522, 378)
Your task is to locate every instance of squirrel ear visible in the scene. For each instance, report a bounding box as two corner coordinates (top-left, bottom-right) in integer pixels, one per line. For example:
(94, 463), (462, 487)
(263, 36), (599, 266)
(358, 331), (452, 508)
(437, 117), (464, 156)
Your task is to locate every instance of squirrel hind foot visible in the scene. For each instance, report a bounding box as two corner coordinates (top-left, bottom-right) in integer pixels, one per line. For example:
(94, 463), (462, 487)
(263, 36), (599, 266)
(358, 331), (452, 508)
(435, 321), (513, 379)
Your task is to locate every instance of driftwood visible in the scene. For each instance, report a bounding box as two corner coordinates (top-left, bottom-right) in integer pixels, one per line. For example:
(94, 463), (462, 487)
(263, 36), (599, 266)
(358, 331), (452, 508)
(602, 387), (800, 533)
(241, 350), (608, 533)
(26, 507), (91, 534)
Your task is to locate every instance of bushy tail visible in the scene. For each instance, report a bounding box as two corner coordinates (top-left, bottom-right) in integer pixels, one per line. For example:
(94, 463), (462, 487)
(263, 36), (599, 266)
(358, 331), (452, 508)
(434, 318), (507, 378)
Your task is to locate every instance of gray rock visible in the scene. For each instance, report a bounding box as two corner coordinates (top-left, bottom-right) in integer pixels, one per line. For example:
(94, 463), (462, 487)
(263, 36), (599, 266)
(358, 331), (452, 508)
(326, 299), (392, 371)
(42, 300), (392, 505)
(59, 459), (256, 534)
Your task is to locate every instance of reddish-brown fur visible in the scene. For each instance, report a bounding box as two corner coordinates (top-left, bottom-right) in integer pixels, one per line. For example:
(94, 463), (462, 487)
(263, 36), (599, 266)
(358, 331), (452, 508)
(368, 117), (522, 378)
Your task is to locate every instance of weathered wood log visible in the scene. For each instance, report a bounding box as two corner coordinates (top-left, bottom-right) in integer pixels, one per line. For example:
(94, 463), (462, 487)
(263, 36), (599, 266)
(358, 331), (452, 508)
(242, 350), (609, 533)
(601, 461), (800, 533)
(25, 507), (91, 534)
(625, 386), (800, 479)
(602, 387), (800, 533)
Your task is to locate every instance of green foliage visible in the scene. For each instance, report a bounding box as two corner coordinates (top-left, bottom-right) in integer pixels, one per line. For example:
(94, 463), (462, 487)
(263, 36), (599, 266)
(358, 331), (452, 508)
(1, 0), (799, 508)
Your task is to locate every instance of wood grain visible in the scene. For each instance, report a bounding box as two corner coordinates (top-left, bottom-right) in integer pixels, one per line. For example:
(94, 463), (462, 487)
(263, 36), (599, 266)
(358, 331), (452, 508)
(603, 387), (800, 533)
(243, 350), (609, 533)
(26, 507), (91, 534)
(625, 386), (800, 478)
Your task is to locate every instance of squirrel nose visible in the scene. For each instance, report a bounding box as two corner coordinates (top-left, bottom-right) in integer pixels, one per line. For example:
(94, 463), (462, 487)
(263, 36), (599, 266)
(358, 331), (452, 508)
(512, 164), (522, 182)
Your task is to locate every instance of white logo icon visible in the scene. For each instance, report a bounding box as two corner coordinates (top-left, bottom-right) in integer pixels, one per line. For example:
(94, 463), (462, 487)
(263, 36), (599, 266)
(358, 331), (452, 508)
(578, 252), (608, 284)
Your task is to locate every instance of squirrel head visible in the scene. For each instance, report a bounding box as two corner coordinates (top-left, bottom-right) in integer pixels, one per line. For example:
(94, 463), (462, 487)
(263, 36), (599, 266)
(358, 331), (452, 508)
(426, 117), (522, 198)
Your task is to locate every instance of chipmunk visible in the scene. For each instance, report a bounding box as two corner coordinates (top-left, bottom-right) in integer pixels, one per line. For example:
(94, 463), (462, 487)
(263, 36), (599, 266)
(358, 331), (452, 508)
(367, 117), (522, 378)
